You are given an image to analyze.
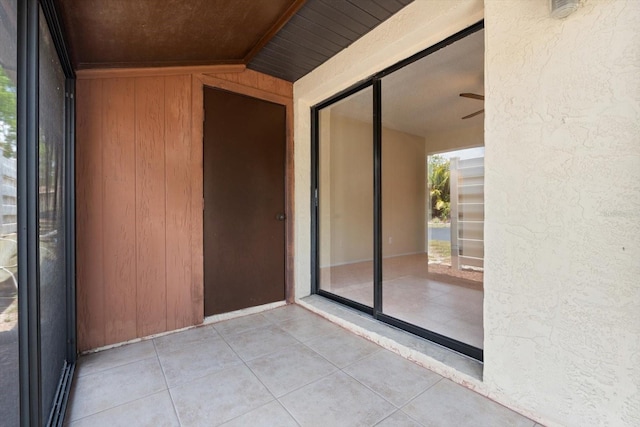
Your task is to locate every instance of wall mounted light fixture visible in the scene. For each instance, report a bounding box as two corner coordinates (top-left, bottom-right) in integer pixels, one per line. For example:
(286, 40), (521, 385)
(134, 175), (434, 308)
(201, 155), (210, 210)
(550, 0), (580, 19)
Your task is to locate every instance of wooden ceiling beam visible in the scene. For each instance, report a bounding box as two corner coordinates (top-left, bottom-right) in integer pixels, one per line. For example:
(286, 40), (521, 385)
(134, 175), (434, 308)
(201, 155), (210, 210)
(243, 0), (307, 64)
(76, 63), (246, 80)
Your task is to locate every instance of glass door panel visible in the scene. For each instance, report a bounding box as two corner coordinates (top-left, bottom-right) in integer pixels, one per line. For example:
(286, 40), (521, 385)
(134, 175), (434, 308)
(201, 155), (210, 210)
(380, 29), (485, 349)
(39, 6), (69, 419)
(0, 1), (19, 424)
(318, 87), (374, 307)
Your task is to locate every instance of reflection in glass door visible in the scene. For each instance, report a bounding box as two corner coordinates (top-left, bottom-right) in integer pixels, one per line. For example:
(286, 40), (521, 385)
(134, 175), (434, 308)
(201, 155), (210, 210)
(317, 87), (373, 308)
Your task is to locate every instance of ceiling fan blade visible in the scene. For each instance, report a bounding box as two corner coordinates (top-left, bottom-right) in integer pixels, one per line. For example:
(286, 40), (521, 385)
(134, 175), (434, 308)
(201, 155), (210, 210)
(460, 93), (484, 101)
(462, 109), (484, 119)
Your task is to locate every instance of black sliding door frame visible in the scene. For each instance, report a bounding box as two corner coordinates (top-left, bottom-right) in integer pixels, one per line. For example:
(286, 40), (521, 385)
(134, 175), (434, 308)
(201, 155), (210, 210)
(311, 21), (484, 361)
(17, 0), (42, 424)
(311, 80), (376, 317)
(17, 0), (76, 425)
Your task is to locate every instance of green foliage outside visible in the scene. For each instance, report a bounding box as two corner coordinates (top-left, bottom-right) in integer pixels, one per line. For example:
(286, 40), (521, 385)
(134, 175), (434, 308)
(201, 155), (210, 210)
(0, 67), (17, 158)
(428, 155), (450, 221)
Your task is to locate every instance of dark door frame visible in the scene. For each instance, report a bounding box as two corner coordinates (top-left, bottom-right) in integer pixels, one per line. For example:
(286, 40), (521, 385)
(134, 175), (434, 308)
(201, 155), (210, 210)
(193, 73), (295, 312)
(310, 21), (484, 362)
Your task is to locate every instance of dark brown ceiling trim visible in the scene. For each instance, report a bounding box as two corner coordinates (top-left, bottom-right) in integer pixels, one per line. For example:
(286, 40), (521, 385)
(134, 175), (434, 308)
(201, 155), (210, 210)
(242, 0), (307, 64)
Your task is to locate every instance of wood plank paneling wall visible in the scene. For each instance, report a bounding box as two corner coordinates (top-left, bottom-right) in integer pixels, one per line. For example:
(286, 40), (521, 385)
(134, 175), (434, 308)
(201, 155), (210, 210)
(76, 69), (293, 352)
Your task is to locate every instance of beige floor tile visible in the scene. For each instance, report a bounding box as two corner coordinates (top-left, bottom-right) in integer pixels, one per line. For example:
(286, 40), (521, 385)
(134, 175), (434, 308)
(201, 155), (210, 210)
(66, 357), (166, 422)
(376, 410), (424, 427)
(157, 335), (243, 388)
(275, 314), (343, 343)
(344, 350), (442, 408)
(220, 401), (298, 427)
(280, 371), (395, 427)
(213, 313), (273, 338)
(247, 342), (337, 397)
(304, 328), (382, 368)
(262, 304), (315, 324)
(403, 379), (535, 427)
(153, 325), (219, 354)
(170, 365), (273, 427)
(68, 390), (179, 427)
(224, 323), (299, 361)
(76, 340), (157, 378)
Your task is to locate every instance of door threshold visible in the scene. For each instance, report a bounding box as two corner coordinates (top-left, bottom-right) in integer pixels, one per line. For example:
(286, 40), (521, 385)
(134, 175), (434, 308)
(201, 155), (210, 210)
(203, 300), (287, 325)
(297, 295), (482, 381)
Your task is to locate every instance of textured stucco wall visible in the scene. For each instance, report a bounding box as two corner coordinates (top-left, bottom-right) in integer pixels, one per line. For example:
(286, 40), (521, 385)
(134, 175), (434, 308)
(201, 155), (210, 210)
(294, 0), (639, 425)
(483, 1), (640, 426)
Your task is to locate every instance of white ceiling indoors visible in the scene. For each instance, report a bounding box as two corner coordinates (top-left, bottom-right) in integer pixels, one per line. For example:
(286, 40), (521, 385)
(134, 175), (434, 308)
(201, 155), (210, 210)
(330, 28), (484, 138)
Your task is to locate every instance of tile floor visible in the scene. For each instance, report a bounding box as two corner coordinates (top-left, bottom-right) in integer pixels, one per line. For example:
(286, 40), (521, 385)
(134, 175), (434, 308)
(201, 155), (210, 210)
(320, 254), (484, 348)
(65, 304), (536, 427)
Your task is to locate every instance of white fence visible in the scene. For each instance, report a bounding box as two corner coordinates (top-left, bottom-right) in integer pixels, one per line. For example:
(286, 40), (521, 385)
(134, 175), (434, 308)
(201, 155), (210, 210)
(0, 156), (17, 235)
(450, 156), (484, 270)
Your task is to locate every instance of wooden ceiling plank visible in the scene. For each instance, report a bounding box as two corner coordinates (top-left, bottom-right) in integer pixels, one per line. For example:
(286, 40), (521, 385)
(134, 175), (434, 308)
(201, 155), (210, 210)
(284, 18), (344, 51)
(319, 0), (379, 28)
(348, 0), (392, 21)
(259, 43), (323, 70)
(265, 34), (329, 64)
(306, 0), (369, 35)
(278, 24), (341, 57)
(250, 54), (310, 78)
(253, 48), (317, 75)
(371, 0), (405, 14)
(297, 6), (360, 42)
(243, 0), (307, 64)
(287, 14), (352, 48)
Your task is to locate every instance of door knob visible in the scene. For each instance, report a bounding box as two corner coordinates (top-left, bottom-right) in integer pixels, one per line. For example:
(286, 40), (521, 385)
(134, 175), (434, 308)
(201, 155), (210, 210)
(276, 213), (286, 221)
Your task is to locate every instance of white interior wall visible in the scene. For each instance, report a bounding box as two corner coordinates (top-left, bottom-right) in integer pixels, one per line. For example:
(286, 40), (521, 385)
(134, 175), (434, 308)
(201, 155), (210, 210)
(294, 1), (639, 426)
(318, 113), (425, 267)
(320, 113), (374, 266)
(424, 125), (484, 155)
(382, 126), (426, 258)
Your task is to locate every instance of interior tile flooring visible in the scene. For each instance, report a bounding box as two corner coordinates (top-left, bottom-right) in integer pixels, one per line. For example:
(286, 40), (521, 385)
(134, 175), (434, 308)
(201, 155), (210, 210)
(320, 254), (484, 348)
(65, 304), (538, 427)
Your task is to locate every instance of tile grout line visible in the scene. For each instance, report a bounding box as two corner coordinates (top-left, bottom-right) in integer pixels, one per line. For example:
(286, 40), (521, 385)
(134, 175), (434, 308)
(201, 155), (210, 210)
(68, 350), (170, 423)
(373, 408), (426, 427)
(152, 338), (183, 426)
(75, 346), (159, 378)
(217, 308), (306, 426)
(223, 308), (345, 424)
(215, 319), (284, 420)
(66, 389), (175, 425)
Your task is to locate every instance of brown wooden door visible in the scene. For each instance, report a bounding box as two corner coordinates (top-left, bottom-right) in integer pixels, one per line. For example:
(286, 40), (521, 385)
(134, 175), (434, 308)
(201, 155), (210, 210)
(203, 87), (286, 316)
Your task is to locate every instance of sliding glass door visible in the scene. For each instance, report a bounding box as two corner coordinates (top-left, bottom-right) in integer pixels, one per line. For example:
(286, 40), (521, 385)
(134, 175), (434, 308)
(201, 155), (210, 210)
(317, 87), (374, 309)
(5, 1), (76, 424)
(312, 23), (484, 360)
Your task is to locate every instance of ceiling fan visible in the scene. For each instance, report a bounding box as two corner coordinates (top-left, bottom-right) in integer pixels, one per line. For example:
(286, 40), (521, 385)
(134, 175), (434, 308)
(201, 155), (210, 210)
(460, 93), (484, 119)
